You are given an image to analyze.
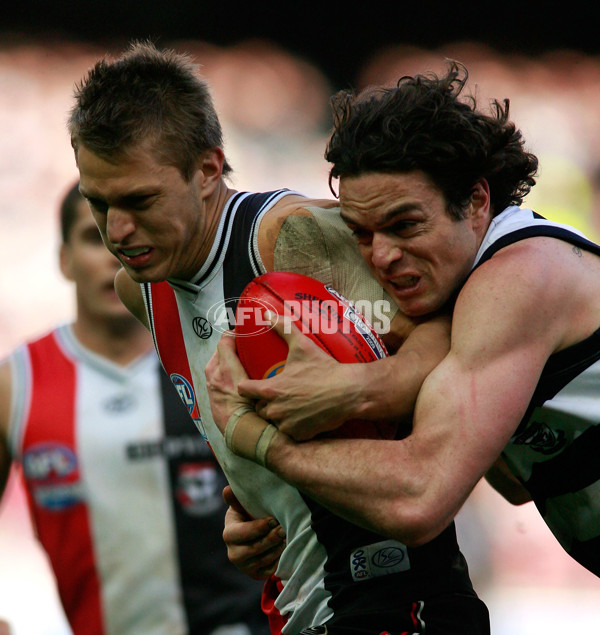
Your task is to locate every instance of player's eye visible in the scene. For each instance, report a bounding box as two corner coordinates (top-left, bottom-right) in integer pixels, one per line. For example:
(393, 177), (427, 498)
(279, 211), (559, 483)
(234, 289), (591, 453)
(351, 227), (373, 245)
(87, 198), (109, 214)
(124, 195), (154, 210)
(390, 220), (419, 236)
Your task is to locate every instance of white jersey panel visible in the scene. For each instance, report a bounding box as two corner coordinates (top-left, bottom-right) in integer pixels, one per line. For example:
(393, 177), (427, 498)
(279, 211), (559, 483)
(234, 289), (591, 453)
(172, 270), (333, 633)
(56, 328), (186, 635)
(473, 205), (587, 266)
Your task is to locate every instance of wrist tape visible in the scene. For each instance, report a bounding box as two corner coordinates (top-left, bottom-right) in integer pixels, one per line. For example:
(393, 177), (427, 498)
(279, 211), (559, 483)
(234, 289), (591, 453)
(224, 406), (278, 467)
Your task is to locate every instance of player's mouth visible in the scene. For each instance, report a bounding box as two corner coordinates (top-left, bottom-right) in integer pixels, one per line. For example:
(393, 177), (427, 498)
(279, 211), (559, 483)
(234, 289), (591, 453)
(117, 246), (153, 267)
(387, 275), (421, 297)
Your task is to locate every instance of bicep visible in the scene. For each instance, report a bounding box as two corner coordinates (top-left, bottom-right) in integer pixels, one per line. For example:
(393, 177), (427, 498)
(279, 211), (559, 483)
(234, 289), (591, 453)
(394, 312), (450, 368)
(361, 313), (450, 422)
(412, 316), (550, 510)
(413, 247), (568, 497)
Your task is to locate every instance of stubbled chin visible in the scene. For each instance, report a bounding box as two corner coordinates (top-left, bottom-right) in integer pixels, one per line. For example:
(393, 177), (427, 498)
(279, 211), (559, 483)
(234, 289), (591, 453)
(120, 265), (152, 284)
(387, 288), (431, 318)
(125, 266), (171, 285)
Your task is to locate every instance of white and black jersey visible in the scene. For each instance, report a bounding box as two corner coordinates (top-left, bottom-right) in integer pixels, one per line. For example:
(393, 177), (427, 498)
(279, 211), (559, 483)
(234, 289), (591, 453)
(473, 206), (600, 576)
(143, 190), (490, 635)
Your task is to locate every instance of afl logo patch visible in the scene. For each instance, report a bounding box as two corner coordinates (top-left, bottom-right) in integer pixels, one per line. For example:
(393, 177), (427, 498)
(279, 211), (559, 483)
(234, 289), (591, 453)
(22, 443), (84, 510)
(192, 316), (213, 339)
(171, 373), (197, 415)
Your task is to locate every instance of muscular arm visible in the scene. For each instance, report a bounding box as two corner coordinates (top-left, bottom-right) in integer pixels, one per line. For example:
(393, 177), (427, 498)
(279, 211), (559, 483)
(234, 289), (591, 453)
(258, 240), (579, 544)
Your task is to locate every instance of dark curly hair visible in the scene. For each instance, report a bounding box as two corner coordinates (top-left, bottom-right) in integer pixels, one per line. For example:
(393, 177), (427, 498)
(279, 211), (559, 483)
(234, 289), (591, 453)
(68, 40), (231, 182)
(325, 61), (538, 218)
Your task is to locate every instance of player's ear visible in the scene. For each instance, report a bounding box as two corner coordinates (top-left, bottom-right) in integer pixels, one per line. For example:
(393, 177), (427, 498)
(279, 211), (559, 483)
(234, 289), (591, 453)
(468, 179), (491, 227)
(59, 243), (75, 282)
(195, 148), (225, 198)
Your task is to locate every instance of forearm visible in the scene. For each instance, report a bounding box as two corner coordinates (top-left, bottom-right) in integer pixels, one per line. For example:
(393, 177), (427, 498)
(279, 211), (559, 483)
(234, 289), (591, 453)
(221, 404), (430, 543)
(261, 348), (513, 547)
(351, 315), (451, 422)
(239, 312), (450, 439)
(264, 431), (455, 546)
(350, 352), (433, 423)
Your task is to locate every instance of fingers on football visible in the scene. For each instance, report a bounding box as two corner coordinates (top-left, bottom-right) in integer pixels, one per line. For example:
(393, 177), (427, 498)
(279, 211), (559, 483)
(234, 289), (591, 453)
(264, 309), (302, 346)
(221, 334), (250, 379)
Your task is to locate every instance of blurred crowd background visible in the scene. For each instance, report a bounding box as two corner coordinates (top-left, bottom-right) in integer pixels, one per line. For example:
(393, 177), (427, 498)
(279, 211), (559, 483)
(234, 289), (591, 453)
(1, 7), (600, 633)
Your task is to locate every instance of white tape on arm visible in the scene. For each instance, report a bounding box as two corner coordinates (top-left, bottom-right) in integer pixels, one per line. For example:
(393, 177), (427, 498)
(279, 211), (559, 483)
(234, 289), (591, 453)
(224, 405), (279, 467)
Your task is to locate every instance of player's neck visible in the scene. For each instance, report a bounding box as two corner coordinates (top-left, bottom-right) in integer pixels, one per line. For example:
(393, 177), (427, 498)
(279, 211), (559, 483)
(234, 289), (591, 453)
(71, 316), (153, 366)
(188, 182), (237, 279)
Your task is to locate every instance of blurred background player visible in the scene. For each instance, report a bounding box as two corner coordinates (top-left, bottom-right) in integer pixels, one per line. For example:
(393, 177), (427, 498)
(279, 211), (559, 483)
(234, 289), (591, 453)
(0, 181), (269, 635)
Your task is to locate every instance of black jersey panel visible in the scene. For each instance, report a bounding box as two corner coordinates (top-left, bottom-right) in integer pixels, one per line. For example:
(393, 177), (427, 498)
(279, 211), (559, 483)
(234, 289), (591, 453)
(472, 224), (600, 270)
(300, 493), (484, 632)
(222, 191), (288, 307)
(569, 533), (600, 577)
(158, 368), (267, 632)
(525, 423), (600, 509)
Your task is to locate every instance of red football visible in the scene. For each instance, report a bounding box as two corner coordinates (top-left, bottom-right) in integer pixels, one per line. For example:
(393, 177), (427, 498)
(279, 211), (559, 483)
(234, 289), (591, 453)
(235, 272), (396, 439)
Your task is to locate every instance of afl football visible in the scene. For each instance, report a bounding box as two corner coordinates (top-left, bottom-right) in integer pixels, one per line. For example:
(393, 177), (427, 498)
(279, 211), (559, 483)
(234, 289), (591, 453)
(234, 272), (396, 439)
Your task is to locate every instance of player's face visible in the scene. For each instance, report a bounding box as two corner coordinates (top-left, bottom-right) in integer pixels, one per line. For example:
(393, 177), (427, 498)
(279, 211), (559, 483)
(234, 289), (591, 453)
(77, 142), (209, 283)
(339, 170), (490, 317)
(60, 199), (132, 322)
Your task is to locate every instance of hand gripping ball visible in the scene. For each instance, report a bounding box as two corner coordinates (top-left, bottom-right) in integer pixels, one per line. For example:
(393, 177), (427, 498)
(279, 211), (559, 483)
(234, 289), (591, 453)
(234, 272), (397, 439)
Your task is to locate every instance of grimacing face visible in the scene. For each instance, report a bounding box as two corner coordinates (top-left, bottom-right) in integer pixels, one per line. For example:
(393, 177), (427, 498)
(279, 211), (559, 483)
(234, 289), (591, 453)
(339, 170), (490, 317)
(77, 142), (209, 284)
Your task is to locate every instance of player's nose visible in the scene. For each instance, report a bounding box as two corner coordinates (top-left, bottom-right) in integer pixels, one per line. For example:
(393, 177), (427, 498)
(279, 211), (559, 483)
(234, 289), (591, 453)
(370, 232), (403, 270)
(106, 207), (136, 244)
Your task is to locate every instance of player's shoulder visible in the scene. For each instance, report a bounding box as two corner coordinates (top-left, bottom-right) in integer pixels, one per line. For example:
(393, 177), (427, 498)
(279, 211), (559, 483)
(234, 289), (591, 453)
(455, 236), (587, 354)
(257, 197), (341, 271)
(468, 236), (576, 300)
